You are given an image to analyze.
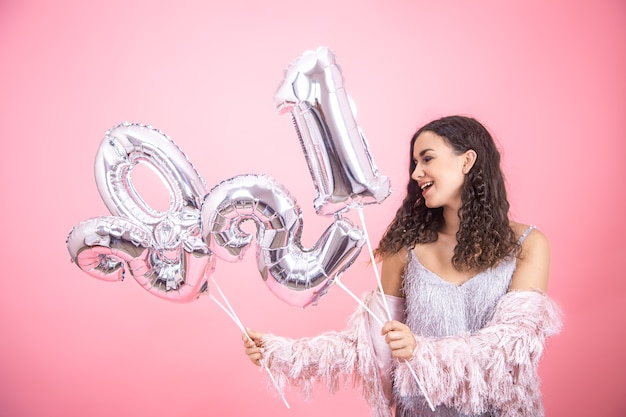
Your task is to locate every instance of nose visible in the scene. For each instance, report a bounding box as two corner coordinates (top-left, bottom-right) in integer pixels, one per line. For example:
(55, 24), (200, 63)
(411, 164), (423, 182)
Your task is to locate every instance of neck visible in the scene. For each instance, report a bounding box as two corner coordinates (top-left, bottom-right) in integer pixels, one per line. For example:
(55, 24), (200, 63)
(440, 206), (460, 237)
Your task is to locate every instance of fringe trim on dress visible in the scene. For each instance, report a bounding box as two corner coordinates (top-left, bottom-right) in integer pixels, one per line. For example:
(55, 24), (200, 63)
(395, 290), (562, 416)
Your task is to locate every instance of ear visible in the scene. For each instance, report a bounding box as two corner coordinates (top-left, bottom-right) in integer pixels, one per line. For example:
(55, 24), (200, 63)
(462, 149), (477, 174)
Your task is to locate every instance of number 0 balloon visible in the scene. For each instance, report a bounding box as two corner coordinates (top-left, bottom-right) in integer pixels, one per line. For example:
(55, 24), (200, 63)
(66, 123), (213, 302)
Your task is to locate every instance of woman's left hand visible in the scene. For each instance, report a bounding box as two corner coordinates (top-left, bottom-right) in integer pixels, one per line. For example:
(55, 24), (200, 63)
(381, 320), (417, 361)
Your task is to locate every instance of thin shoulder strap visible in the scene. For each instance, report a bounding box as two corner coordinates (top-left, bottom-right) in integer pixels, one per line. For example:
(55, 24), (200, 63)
(517, 225), (536, 244)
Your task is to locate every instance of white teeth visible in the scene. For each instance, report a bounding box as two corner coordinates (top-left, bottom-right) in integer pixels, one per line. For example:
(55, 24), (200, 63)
(420, 182), (433, 190)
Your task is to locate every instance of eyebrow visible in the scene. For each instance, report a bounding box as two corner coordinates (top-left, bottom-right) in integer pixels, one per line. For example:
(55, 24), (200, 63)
(418, 148), (434, 157)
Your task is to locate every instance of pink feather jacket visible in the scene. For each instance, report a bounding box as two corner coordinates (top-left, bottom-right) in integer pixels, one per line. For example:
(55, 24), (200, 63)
(261, 290), (562, 417)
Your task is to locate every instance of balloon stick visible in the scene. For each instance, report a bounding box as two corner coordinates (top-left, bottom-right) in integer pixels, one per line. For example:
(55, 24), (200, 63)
(355, 206), (435, 411)
(209, 276), (290, 409)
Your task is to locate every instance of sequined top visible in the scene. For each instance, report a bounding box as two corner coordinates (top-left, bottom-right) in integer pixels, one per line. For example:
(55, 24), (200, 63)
(394, 226), (535, 417)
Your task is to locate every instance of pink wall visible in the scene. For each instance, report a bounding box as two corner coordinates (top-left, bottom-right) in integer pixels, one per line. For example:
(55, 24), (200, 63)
(1, 0), (625, 416)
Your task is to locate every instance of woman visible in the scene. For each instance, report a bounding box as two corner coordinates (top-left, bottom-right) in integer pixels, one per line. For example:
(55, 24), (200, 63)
(243, 116), (561, 417)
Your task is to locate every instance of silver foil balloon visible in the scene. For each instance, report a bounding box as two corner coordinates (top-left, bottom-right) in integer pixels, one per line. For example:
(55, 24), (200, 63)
(67, 216), (213, 302)
(95, 122), (206, 227)
(66, 123), (213, 302)
(275, 46), (391, 216)
(201, 174), (365, 307)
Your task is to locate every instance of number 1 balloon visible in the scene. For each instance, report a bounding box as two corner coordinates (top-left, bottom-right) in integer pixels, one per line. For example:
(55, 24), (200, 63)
(66, 123), (214, 302)
(274, 46), (391, 216)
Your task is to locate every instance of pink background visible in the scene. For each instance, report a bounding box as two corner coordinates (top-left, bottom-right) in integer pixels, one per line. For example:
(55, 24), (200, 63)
(1, 0), (625, 416)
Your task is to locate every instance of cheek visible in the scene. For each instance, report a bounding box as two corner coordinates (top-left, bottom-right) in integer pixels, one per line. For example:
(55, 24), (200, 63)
(442, 171), (466, 191)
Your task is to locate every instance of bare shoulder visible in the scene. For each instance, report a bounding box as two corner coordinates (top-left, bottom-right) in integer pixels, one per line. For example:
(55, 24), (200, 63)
(511, 222), (550, 257)
(380, 248), (408, 297)
(509, 222), (550, 292)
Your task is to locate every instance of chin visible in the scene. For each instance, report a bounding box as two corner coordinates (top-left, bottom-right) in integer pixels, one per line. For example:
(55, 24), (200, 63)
(423, 198), (445, 209)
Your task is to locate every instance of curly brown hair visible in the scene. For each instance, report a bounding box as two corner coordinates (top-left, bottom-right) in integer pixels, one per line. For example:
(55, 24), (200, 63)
(375, 116), (518, 271)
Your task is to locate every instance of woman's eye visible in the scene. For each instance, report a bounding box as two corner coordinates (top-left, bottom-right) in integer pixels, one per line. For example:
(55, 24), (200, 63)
(423, 156), (433, 162)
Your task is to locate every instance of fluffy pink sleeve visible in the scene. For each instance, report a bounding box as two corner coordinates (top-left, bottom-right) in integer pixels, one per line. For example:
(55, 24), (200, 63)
(395, 290), (562, 417)
(260, 291), (395, 417)
(365, 290), (405, 402)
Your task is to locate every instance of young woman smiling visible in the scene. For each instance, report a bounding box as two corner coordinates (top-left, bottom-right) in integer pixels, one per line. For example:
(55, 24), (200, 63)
(243, 115), (561, 417)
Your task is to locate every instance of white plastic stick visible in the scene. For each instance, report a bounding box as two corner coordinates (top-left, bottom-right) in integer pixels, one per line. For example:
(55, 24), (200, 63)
(356, 206), (392, 321)
(209, 293), (237, 323)
(334, 277), (384, 326)
(355, 206), (435, 411)
(209, 277), (290, 409)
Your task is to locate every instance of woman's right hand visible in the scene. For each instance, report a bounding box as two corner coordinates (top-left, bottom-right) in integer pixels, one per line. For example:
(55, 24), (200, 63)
(381, 320), (417, 361)
(242, 329), (265, 367)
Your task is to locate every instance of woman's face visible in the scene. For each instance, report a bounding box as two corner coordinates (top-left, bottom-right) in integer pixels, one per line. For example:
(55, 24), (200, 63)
(411, 131), (469, 210)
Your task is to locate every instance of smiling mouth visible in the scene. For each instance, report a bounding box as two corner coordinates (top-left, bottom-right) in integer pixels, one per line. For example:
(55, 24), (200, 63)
(420, 182), (433, 191)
